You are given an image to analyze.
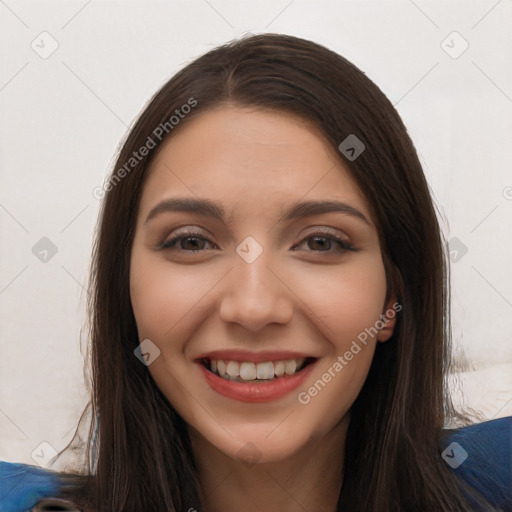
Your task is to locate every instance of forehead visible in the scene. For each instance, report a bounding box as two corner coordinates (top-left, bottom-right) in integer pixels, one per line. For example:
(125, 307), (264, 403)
(140, 107), (373, 225)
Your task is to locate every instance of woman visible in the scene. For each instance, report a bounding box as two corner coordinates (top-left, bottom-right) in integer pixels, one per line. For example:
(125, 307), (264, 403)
(1, 33), (510, 511)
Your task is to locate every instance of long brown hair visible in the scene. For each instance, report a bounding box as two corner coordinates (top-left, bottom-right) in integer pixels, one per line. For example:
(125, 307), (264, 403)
(58, 33), (495, 510)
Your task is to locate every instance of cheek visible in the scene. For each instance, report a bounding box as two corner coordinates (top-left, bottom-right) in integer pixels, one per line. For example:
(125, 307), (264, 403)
(290, 261), (387, 434)
(288, 255), (387, 348)
(129, 251), (209, 342)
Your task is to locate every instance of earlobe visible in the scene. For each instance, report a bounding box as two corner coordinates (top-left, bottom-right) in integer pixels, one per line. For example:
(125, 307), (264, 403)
(376, 296), (399, 343)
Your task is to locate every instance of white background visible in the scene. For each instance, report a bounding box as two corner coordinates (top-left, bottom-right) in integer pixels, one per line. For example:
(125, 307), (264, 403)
(1, 0), (511, 466)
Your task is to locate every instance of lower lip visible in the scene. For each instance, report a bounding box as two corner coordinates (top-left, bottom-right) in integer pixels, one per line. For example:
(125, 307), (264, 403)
(199, 361), (317, 403)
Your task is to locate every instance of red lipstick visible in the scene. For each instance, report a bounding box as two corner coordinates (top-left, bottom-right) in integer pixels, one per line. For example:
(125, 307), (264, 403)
(198, 358), (317, 403)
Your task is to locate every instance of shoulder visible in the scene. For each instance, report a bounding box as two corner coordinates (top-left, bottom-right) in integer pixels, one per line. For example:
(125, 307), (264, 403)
(441, 416), (512, 510)
(0, 460), (81, 511)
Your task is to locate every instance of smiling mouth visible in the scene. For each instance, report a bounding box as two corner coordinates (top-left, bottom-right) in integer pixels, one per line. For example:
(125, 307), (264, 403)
(200, 357), (316, 383)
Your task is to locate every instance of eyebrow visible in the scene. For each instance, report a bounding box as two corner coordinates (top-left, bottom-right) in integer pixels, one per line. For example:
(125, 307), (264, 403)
(144, 197), (371, 226)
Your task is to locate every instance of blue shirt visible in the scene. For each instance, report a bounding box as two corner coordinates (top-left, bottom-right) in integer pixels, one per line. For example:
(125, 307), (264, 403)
(1, 416), (510, 511)
(441, 415), (511, 509)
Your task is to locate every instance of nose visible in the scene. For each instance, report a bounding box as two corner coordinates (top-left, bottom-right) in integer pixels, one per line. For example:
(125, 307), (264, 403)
(219, 250), (294, 332)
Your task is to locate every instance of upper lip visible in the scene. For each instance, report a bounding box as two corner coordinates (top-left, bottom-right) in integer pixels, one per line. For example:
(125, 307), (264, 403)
(195, 349), (317, 363)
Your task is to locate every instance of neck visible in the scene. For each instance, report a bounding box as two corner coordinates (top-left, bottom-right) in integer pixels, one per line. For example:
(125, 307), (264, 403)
(189, 415), (349, 512)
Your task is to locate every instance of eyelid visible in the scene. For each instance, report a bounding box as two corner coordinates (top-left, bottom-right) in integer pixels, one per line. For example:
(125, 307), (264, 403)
(159, 224), (349, 244)
(300, 225), (347, 238)
(161, 224), (349, 239)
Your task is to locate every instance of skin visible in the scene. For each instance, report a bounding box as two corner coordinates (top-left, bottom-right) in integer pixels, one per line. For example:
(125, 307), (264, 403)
(129, 106), (397, 512)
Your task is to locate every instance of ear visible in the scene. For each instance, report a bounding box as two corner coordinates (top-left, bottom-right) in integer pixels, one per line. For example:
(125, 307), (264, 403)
(376, 296), (400, 343)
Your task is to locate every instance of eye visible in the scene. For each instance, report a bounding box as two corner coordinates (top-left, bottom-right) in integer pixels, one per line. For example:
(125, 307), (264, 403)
(158, 227), (356, 255)
(159, 228), (217, 252)
(293, 229), (356, 255)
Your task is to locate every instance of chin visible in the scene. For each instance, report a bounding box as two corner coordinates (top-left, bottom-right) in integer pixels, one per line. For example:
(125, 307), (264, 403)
(205, 422), (315, 466)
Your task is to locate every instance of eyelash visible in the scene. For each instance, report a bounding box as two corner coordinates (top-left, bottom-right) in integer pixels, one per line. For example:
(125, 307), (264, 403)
(158, 228), (356, 255)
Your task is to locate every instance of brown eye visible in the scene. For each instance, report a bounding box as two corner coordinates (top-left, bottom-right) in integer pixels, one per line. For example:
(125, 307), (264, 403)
(293, 232), (356, 254)
(160, 229), (217, 252)
(158, 228), (356, 256)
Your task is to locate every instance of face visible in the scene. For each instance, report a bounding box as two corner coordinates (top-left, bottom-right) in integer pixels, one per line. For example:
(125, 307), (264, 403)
(129, 106), (397, 465)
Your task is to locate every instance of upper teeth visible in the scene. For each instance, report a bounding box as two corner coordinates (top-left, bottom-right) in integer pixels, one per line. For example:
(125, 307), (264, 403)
(209, 358), (306, 381)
